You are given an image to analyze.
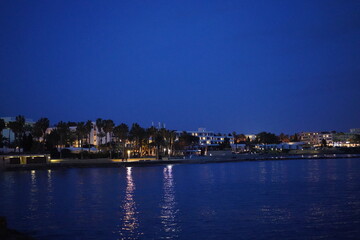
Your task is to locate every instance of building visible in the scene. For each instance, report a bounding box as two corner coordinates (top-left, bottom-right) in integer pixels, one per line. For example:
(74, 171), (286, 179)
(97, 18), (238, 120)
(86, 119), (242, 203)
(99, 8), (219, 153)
(245, 134), (256, 141)
(317, 132), (333, 146)
(0, 117), (35, 144)
(333, 129), (360, 147)
(176, 128), (234, 147)
(45, 122), (112, 147)
(350, 128), (360, 134)
(299, 132), (318, 145)
(256, 142), (304, 151)
(232, 143), (247, 153)
(299, 132), (333, 146)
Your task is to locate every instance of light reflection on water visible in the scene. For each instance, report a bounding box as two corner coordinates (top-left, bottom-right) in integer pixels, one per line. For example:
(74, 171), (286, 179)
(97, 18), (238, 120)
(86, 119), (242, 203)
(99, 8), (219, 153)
(45, 170), (53, 213)
(0, 158), (360, 239)
(28, 170), (39, 217)
(160, 165), (180, 239)
(119, 167), (142, 239)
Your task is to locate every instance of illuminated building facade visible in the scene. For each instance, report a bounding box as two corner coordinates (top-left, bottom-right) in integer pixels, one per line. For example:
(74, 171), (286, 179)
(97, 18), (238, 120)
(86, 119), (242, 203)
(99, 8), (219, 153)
(45, 122), (112, 147)
(299, 132), (333, 146)
(176, 128), (234, 146)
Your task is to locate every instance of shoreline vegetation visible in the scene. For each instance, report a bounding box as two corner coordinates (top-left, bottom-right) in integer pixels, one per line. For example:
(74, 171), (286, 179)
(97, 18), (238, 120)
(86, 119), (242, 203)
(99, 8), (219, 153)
(2, 153), (360, 171)
(2, 115), (360, 173)
(2, 115), (360, 162)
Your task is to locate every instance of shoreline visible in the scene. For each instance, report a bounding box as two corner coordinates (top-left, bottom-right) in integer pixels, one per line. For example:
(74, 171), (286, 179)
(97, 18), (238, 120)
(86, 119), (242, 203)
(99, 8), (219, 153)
(2, 153), (360, 171)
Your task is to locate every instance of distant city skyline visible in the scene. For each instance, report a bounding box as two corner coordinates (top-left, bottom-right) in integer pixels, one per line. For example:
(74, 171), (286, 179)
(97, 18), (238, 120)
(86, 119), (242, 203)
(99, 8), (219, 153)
(1, 1), (359, 134)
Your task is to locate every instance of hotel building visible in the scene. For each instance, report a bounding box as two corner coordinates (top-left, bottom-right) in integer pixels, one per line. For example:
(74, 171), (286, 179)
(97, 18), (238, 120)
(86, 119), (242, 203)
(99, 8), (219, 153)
(299, 132), (333, 146)
(176, 128), (234, 146)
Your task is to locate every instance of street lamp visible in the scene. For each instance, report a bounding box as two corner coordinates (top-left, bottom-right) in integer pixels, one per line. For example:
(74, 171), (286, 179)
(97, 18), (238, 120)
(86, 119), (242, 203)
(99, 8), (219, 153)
(127, 150), (131, 160)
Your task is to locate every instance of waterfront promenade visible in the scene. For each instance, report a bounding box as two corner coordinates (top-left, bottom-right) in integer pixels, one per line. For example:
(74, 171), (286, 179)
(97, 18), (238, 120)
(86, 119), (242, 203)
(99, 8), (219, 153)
(2, 153), (360, 171)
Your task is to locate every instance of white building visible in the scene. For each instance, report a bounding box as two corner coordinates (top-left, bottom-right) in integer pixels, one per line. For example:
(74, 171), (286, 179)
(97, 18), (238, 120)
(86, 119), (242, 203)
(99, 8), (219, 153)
(0, 117), (35, 144)
(176, 128), (234, 146)
(46, 122), (112, 147)
(333, 129), (360, 147)
(256, 142), (304, 151)
(299, 132), (333, 146)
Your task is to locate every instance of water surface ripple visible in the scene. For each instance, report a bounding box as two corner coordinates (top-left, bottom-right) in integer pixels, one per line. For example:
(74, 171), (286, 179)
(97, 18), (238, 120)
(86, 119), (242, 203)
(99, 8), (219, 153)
(1, 158), (360, 239)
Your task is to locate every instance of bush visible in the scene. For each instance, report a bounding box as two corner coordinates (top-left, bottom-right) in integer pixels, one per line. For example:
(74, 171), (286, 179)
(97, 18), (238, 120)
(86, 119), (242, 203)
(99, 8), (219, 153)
(61, 149), (73, 158)
(50, 148), (60, 159)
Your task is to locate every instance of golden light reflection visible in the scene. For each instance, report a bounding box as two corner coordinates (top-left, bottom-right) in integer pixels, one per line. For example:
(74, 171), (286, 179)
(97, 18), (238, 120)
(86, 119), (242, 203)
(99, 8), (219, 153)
(119, 167), (141, 239)
(50, 159), (62, 163)
(30, 170), (37, 192)
(160, 165), (180, 238)
(46, 169), (54, 212)
(47, 170), (52, 190)
(29, 169), (39, 215)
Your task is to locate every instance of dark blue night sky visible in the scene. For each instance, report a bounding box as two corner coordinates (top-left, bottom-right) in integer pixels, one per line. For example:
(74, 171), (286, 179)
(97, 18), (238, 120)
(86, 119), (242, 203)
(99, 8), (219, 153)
(1, 0), (359, 134)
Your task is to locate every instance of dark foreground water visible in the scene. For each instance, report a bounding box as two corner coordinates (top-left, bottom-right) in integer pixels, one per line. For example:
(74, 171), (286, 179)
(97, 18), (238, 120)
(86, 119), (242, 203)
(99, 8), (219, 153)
(1, 158), (360, 240)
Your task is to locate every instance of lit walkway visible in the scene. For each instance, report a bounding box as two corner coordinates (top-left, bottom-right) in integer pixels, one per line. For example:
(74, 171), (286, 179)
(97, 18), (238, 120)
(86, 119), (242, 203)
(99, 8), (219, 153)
(50, 157), (157, 164)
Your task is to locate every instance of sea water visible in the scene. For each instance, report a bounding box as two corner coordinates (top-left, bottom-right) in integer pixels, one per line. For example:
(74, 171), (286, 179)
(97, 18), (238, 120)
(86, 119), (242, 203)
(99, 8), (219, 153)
(0, 158), (359, 239)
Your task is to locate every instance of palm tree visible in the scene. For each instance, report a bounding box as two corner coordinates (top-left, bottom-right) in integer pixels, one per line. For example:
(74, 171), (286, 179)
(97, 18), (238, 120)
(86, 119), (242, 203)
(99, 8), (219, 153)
(96, 118), (105, 148)
(146, 126), (157, 156)
(113, 123), (129, 160)
(153, 129), (165, 160)
(103, 119), (115, 158)
(8, 115), (25, 152)
(32, 123), (43, 141)
(38, 118), (49, 142)
(161, 128), (176, 157)
(85, 120), (93, 152)
(167, 130), (176, 157)
(176, 131), (199, 151)
(32, 118), (50, 151)
(103, 119), (115, 144)
(129, 123), (146, 156)
(45, 128), (60, 151)
(76, 122), (86, 159)
(160, 128), (171, 156)
(56, 121), (70, 158)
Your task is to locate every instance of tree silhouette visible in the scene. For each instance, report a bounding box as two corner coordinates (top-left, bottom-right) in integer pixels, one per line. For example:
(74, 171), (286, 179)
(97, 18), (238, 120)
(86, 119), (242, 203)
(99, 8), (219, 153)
(8, 115), (26, 152)
(56, 121), (70, 158)
(76, 122), (86, 159)
(113, 123), (129, 160)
